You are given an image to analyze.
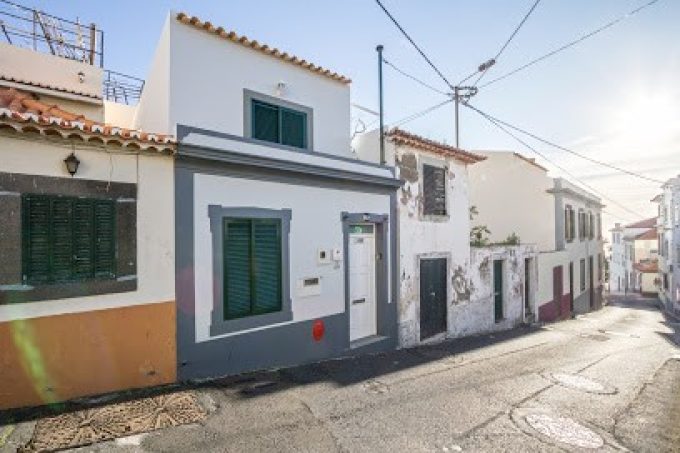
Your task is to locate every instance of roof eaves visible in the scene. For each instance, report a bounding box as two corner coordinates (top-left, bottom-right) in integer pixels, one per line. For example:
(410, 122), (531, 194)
(175, 12), (351, 85)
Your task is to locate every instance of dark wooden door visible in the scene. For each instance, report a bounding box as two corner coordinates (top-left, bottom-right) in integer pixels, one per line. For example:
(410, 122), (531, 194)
(569, 262), (574, 312)
(420, 258), (447, 340)
(494, 260), (504, 321)
(553, 266), (563, 316)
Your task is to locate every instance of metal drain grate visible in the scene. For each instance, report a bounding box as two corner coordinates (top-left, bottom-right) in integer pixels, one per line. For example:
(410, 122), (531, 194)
(24, 391), (206, 452)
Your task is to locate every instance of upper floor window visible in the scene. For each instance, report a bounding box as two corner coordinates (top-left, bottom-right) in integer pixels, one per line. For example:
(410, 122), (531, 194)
(565, 205), (575, 242)
(578, 209), (586, 241)
(251, 99), (307, 149)
(588, 212), (595, 240)
(422, 164), (447, 216)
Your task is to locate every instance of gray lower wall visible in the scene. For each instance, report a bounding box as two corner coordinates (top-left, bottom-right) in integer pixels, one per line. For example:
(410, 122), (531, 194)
(175, 144), (399, 381)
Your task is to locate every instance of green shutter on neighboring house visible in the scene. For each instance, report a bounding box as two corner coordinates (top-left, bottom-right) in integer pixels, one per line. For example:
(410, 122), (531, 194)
(280, 108), (306, 149)
(252, 219), (282, 314)
(22, 195), (117, 284)
(94, 200), (116, 278)
(51, 197), (74, 282)
(224, 219), (253, 319)
(252, 100), (279, 144)
(23, 195), (51, 283)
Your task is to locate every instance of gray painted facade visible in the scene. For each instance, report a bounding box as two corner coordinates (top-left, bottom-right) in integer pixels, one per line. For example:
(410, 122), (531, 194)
(175, 125), (399, 381)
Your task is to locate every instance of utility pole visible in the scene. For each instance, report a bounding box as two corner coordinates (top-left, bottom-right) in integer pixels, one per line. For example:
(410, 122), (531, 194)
(453, 86), (478, 149)
(377, 44), (385, 165)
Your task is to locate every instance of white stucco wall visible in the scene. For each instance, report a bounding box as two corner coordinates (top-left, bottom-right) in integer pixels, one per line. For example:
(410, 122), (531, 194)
(144, 15), (352, 156)
(0, 42), (103, 100)
(192, 173), (391, 343)
(451, 245), (538, 338)
(468, 152), (556, 252)
(0, 136), (175, 322)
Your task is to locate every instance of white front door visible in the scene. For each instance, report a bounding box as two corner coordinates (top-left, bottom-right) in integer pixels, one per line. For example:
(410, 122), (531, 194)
(349, 224), (377, 342)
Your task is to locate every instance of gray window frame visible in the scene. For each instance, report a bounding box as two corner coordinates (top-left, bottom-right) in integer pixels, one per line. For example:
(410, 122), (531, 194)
(243, 89), (314, 151)
(209, 205), (292, 337)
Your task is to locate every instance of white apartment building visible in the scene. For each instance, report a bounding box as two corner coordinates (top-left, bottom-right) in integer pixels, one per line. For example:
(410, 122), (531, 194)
(654, 176), (680, 315)
(609, 218), (657, 293)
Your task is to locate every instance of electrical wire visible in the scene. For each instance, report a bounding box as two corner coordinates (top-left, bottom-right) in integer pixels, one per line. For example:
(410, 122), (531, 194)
(471, 0), (542, 87)
(479, 0), (660, 89)
(467, 103), (650, 221)
(374, 0), (455, 91)
(391, 98), (453, 127)
(463, 103), (664, 184)
(383, 58), (451, 95)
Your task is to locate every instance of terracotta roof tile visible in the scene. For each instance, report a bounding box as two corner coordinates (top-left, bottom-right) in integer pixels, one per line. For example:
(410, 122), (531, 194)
(386, 128), (486, 164)
(0, 75), (102, 99)
(633, 261), (658, 273)
(175, 12), (351, 84)
(635, 228), (657, 240)
(0, 87), (175, 153)
(625, 217), (657, 229)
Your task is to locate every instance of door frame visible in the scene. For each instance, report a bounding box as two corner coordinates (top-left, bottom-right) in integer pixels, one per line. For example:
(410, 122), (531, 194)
(568, 261), (574, 312)
(342, 212), (389, 346)
(417, 252), (451, 341)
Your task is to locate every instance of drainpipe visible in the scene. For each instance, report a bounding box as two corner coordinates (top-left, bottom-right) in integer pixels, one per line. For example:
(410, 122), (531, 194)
(377, 44), (385, 165)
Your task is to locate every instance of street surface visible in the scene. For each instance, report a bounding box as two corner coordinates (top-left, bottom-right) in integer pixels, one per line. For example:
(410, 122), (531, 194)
(3, 294), (679, 452)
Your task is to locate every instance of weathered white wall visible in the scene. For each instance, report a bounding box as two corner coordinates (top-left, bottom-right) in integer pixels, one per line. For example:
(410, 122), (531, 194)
(159, 15), (351, 156)
(104, 101), (137, 129)
(0, 136), (175, 322)
(468, 152), (556, 251)
(451, 245), (537, 338)
(640, 272), (657, 294)
(193, 172), (391, 343)
(0, 42), (103, 99)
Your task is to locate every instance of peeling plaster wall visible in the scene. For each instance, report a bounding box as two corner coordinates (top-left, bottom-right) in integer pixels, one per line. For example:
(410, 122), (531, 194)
(393, 143), (472, 347)
(450, 245), (538, 338)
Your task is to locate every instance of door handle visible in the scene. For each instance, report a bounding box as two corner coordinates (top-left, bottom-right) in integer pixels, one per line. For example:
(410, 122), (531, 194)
(352, 298), (366, 305)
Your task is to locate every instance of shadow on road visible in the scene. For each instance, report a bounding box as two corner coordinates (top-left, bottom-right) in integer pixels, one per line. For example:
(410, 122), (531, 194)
(0, 324), (545, 425)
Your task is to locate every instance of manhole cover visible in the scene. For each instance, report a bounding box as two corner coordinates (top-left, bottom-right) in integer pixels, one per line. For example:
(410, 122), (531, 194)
(362, 379), (389, 394)
(525, 413), (604, 449)
(547, 372), (616, 394)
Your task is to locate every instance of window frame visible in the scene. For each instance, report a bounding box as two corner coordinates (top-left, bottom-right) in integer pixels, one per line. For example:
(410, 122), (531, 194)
(421, 161), (448, 218)
(21, 194), (117, 285)
(208, 206), (292, 337)
(564, 205), (575, 243)
(244, 89), (313, 151)
(580, 259), (586, 292)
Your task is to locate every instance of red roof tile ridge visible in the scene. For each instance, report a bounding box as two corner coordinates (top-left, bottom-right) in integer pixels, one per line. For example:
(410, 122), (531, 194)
(386, 127), (486, 164)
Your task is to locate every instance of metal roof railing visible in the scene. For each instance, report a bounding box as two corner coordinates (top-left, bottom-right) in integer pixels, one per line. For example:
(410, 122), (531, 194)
(0, 0), (104, 66)
(103, 70), (144, 105)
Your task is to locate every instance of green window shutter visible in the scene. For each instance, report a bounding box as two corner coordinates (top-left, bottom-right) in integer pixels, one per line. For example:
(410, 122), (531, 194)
(23, 195), (51, 284)
(252, 100), (279, 144)
(93, 200), (115, 278)
(50, 197), (74, 282)
(224, 219), (252, 319)
(280, 108), (306, 148)
(252, 219), (282, 314)
(423, 165), (446, 215)
(73, 199), (95, 279)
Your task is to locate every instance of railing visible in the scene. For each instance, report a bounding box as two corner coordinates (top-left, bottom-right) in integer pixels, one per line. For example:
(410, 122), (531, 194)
(103, 70), (144, 105)
(0, 0), (104, 66)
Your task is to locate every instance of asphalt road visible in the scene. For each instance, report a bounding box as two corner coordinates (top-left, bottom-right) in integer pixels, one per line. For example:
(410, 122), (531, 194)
(5, 294), (680, 452)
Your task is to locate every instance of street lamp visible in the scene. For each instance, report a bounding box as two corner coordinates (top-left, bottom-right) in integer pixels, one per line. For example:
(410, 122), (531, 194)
(64, 152), (80, 177)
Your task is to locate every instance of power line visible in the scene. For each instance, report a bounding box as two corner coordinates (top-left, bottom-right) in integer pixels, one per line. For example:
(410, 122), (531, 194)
(365, 98), (453, 129)
(463, 103), (664, 184)
(472, 0), (542, 87)
(467, 103), (649, 221)
(383, 58), (451, 95)
(480, 0), (661, 89)
(374, 0), (455, 91)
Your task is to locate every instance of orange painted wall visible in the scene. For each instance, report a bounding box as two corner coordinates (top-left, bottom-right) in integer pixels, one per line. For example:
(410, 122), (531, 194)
(0, 301), (176, 410)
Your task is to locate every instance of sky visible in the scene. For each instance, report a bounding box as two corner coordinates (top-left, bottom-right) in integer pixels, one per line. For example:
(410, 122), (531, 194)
(9, 0), (680, 235)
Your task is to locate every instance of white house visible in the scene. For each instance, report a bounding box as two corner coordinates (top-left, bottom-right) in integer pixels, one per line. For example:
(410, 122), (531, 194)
(133, 12), (402, 381)
(654, 176), (680, 316)
(0, 39), (176, 409)
(355, 129), (534, 345)
(609, 218), (657, 293)
(468, 152), (605, 322)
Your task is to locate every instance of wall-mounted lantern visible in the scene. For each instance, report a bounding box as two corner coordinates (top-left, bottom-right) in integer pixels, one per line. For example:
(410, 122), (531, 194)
(77, 71), (85, 83)
(64, 152), (80, 176)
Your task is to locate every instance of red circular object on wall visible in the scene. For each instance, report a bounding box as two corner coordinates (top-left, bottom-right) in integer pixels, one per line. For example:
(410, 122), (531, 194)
(312, 320), (325, 342)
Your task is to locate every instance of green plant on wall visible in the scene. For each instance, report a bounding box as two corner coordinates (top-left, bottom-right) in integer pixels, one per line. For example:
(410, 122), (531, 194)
(502, 232), (520, 245)
(469, 205), (491, 246)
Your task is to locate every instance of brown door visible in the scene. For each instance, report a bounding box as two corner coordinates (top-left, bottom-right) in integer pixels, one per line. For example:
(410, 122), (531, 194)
(553, 266), (563, 316)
